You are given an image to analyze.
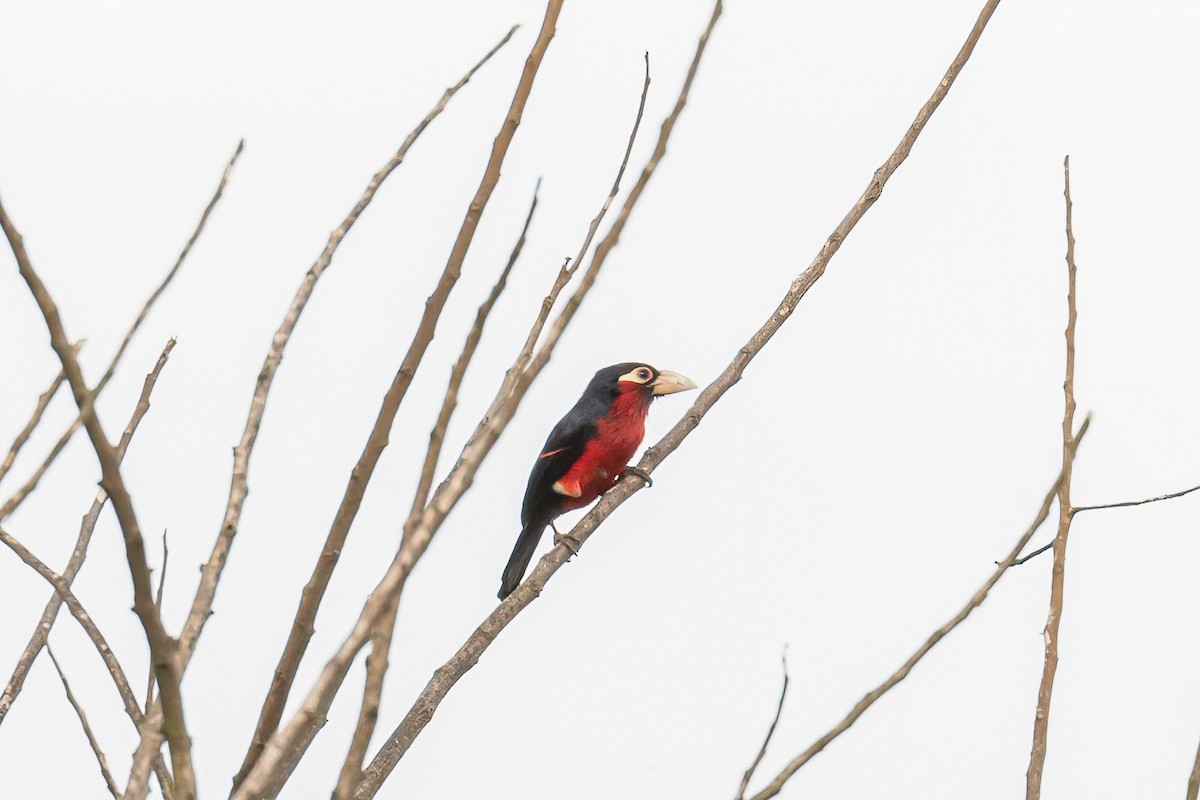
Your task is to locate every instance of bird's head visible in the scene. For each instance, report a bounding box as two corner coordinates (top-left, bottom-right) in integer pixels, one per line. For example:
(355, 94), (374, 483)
(589, 362), (698, 399)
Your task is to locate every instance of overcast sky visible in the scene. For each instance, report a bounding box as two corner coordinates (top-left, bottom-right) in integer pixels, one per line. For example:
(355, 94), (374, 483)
(2, 1), (1198, 798)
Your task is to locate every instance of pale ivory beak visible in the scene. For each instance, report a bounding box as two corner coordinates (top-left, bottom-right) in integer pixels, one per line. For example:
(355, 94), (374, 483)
(650, 369), (699, 396)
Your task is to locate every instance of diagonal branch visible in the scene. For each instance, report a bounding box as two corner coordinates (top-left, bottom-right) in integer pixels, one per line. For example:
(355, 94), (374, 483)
(229, 12), (556, 790)
(1073, 483), (1200, 514)
(235, 42), (656, 800)
(3, 195), (195, 797)
(1026, 155), (1079, 800)
(0, 521), (175, 796)
(178, 22), (519, 674)
(46, 645), (122, 800)
(735, 651), (790, 800)
(1188, 733), (1200, 800)
(1, 337), (175, 727)
(742, 419), (1090, 800)
(352, 2), (1005, 794)
(0, 141), (241, 522)
(0, 342), (80, 486)
(332, 179), (542, 800)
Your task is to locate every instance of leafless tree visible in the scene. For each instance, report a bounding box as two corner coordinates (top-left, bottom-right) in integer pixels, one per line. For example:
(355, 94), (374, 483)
(1, 1), (1196, 799)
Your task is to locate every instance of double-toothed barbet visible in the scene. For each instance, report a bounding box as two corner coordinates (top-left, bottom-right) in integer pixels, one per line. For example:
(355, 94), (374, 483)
(498, 362), (697, 599)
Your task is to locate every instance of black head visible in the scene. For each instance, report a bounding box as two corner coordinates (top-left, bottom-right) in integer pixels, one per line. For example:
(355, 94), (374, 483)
(584, 363), (698, 399)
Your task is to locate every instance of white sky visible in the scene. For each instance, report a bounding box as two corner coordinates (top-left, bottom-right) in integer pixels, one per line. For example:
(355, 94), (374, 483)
(2, 1), (1198, 798)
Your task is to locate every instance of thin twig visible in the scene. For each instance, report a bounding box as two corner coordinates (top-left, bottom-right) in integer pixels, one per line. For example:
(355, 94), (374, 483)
(0, 142), (241, 522)
(146, 530), (170, 711)
(352, 2), (1003, 794)
(517, 0), (722, 395)
(229, 17), (549, 793)
(735, 651), (790, 800)
(235, 43), (653, 800)
(0, 339), (175, 727)
(0, 341), (81, 485)
(332, 179), (542, 800)
(741, 419), (1090, 800)
(2, 196), (195, 798)
(45, 645), (122, 800)
(1073, 483), (1200, 514)
(1026, 155), (1079, 800)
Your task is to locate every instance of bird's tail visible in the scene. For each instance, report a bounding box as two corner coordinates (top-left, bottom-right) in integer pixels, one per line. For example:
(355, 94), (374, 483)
(499, 520), (545, 600)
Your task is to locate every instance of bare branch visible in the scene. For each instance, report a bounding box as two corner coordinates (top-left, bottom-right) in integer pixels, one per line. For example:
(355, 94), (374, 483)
(146, 530), (170, 711)
(229, 16), (551, 790)
(735, 651), (789, 800)
(1188, 734), (1200, 800)
(0, 525), (147, 745)
(176, 25), (518, 672)
(0, 341), (81, 486)
(333, 179), (542, 800)
(1073, 483), (1200, 514)
(0, 141), (241, 522)
(351, 2), (1003, 793)
(0, 338), (175, 726)
(740, 420), (1090, 800)
(518, 0), (722, 392)
(1026, 155), (1079, 800)
(45, 645), (122, 800)
(2, 195), (195, 797)
(234, 41), (654, 800)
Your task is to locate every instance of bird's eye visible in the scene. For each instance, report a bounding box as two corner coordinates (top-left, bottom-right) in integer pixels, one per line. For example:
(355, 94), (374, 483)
(636, 368), (651, 381)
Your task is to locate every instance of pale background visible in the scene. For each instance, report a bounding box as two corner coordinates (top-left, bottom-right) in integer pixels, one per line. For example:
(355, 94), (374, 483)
(1, 1), (1198, 798)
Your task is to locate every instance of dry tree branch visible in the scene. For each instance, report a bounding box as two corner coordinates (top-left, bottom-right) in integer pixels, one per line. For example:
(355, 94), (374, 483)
(351, 2), (1004, 794)
(735, 652), (790, 800)
(0, 342), (81, 486)
(235, 45), (654, 800)
(1188, 735), (1200, 800)
(2, 198), (196, 798)
(178, 22), (519, 672)
(517, 0), (722, 395)
(740, 419), (1090, 800)
(1026, 155), (1079, 800)
(1007, 478), (1200, 567)
(1072, 483), (1200, 514)
(0, 521), (171, 791)
(125, 30), (521, 799)
(0, 525), (145, 727)
(45, 645), (122, 800)
(332, 180), (542, 800)
(229, 13), (553, 789)
(146, 530), (170, 711)
(0, 142), (241, 522)
(0, 338), (175, 726)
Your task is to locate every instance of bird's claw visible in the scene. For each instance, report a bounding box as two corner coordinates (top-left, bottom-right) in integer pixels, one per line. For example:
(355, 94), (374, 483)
(553, 531), (581, 557)
(624, 466), (653, 487)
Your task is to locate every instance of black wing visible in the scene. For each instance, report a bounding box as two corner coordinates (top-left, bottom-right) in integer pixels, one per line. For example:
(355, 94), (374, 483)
(520, 406), (598, 527)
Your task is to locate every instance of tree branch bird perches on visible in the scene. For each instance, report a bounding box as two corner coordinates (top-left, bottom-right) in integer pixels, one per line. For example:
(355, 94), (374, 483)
(499, 363), (696, 598)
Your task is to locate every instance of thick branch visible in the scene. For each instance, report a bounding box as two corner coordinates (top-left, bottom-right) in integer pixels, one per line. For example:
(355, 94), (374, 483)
(1188, 733), (1200, 800)
(0, 141), (241, 522)
(229, 11), (559, 794)
(352, 0), (1003, 794)
(46, 645), (122, 800)
(2, 196), (194, 798)
(333, 179), (542, 800)
(1026, 155), (1079, 800)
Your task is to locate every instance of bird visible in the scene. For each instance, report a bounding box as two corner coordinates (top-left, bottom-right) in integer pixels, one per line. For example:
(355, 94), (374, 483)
(498, 362), (698, 599)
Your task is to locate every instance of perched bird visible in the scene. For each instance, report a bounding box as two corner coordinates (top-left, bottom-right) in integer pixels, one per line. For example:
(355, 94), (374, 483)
(498, 362), (698, 599)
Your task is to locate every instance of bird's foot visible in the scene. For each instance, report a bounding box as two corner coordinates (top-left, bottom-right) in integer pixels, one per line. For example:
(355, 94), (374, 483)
(623, 466), (654, 488)
(553, 529), (582, 557)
